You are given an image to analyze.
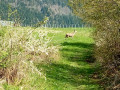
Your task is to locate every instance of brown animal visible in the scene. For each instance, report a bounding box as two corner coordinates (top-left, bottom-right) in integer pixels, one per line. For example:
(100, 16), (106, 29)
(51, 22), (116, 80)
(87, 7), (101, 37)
(65, 30), (77, 38)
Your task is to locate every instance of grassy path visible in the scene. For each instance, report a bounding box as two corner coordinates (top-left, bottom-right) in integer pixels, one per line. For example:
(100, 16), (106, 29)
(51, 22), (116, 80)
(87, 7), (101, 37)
(36, 28), (100, 90)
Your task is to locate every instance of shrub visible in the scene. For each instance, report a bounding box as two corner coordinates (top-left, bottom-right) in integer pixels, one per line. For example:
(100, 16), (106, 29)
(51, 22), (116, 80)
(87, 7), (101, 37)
(69, 0), (120, 89)
(0, 26), (59, 89)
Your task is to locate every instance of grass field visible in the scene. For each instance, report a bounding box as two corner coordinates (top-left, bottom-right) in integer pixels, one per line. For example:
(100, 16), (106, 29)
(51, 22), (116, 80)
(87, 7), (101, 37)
(35, 28), (100, 90)
(2, 27), (100, 90)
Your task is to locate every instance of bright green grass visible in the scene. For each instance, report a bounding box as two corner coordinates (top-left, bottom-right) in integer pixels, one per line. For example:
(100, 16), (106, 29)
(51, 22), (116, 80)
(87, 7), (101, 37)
(3, 27), (101, 90)
(35, 28), (100, 90)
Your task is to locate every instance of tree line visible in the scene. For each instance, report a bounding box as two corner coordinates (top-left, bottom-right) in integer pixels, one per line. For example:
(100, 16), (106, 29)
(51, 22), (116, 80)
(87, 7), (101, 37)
(0, 0), (84, 27)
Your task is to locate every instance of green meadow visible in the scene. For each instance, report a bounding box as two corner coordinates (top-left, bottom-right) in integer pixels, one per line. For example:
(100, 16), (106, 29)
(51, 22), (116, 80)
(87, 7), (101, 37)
(2, 27), (100, 90)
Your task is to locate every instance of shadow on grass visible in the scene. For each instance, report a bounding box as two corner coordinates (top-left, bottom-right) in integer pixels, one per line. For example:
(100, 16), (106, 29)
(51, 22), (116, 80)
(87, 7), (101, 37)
(36, 63), (97, 87)
(61, 42), (95, 63)
(61, 42), (94, 49)
(36, 42), (99, 88)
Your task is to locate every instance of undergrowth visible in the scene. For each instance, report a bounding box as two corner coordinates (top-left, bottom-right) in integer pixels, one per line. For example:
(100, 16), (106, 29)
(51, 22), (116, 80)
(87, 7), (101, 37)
(0, 26), (59, 89)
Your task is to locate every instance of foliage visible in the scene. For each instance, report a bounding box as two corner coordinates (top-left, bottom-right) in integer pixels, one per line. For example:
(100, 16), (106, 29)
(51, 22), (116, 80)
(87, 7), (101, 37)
(69, 0), (120, 89)
(0, 26), (59, 89)
(34, 16), (49, 28)
(0, 0), (83, 26)
(8, 4), (21, 26)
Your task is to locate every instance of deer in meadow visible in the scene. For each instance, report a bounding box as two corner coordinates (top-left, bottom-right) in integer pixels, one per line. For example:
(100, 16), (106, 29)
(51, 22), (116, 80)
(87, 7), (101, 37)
(65, 30), (77, 38)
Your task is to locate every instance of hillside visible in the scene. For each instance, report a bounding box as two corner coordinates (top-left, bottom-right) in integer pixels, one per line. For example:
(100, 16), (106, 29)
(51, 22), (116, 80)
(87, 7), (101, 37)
(0, 0), (83, 26)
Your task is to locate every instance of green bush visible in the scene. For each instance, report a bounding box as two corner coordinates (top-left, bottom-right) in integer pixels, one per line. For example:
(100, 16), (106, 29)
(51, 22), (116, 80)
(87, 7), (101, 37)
(0, 26), (59, 89)
(69, 0), (120, 89)
(0, 26), (7, 37)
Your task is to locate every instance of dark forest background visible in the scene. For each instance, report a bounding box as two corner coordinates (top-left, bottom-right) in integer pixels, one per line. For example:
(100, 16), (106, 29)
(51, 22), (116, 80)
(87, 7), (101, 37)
(0, 0), (84, 26)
